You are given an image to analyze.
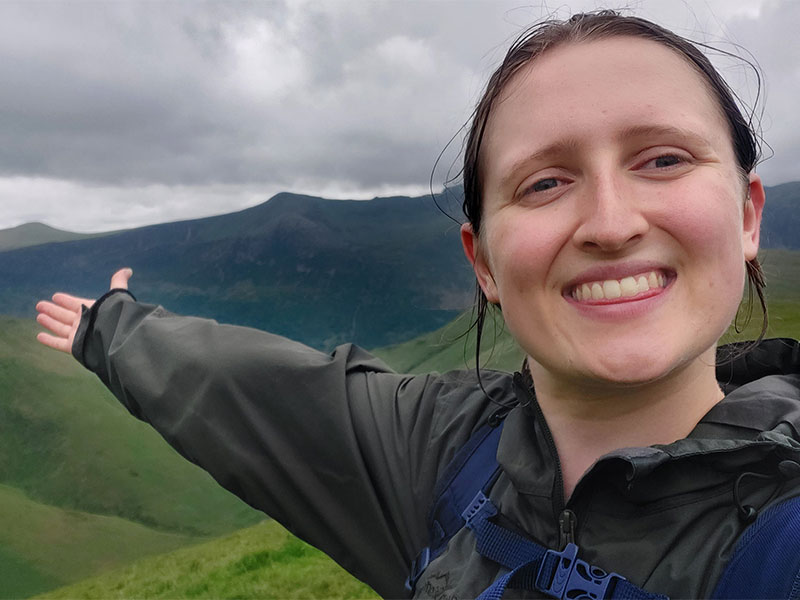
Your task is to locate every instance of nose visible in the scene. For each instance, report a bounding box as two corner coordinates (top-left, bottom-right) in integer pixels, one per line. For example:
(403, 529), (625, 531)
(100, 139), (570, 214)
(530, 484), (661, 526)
(572, 175), (649, 253)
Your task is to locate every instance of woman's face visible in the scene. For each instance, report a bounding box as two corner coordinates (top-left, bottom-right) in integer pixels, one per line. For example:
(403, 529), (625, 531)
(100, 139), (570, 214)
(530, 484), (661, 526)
(462, 36), (764, 390)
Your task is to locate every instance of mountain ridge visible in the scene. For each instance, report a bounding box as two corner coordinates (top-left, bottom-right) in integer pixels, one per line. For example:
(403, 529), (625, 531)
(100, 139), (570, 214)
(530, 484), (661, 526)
(1, 183), (796, 351)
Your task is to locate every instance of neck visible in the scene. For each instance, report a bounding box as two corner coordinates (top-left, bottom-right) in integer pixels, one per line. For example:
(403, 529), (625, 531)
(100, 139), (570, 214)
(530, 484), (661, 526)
(528, 347), (724, 500)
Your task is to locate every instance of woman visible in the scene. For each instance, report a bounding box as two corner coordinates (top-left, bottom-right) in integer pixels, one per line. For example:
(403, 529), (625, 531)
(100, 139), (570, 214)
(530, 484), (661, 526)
(35, 11), (800, 599)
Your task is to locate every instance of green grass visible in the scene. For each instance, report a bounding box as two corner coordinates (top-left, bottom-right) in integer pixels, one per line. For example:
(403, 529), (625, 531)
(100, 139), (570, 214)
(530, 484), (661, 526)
(0, 317), (261, 537)
(373, 310), (524, 374)
(34, 520), (378, 600)
(0, 484), (200, 598)
(0, 543), (59, 600)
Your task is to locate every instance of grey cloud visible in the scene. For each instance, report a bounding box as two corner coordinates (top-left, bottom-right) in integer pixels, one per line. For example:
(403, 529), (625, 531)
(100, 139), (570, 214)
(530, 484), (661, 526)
(0, 1), (544, 191)
(2, 0), (797, 232)
(722, 0), (800, 185)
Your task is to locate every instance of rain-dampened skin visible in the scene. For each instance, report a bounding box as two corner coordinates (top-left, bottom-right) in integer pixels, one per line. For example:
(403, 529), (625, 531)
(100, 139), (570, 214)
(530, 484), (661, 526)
(463, 36), (763, 394)
(460, 36), (765, 494)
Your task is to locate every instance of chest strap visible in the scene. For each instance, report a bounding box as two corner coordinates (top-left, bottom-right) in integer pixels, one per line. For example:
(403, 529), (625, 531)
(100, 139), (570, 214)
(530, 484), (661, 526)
(463, 492), (668, 600)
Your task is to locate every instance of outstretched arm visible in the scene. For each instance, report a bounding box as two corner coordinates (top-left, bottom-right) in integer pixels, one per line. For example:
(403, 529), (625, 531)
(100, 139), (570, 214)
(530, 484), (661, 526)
(30, 272), (463, 597)
(35, 268), (133, 354)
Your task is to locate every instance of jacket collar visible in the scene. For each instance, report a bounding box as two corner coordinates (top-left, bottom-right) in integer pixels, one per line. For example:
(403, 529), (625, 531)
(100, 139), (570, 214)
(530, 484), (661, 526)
(497, 338), (800, 498)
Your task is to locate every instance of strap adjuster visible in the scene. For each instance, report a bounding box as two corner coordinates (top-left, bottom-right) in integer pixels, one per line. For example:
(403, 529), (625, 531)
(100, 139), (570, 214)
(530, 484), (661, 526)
(405, 546), (431, 592)
(536, 543), (625, 600)
(461, 491), (498, 527)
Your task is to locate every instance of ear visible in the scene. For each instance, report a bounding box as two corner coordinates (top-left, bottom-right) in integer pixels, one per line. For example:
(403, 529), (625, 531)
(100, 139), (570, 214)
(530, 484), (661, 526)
(742, 172), (765, 261)
(461, 223), (500, 304)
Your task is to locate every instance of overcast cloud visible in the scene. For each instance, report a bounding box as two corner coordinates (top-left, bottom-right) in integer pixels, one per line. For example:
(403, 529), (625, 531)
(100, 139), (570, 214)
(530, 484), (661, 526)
(2, 0), (798, 232)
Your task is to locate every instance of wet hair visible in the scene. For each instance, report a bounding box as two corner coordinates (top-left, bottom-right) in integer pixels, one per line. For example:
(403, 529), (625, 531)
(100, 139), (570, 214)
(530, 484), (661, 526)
(461, 10), (767, 371)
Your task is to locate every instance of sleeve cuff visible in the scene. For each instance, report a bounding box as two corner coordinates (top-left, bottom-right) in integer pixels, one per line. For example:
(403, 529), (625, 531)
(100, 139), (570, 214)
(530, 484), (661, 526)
(71, 288), (137, 364)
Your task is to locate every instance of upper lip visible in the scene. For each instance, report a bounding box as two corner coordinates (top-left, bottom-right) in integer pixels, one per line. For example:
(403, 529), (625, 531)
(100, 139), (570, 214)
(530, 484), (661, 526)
(563, 261), (673, 293)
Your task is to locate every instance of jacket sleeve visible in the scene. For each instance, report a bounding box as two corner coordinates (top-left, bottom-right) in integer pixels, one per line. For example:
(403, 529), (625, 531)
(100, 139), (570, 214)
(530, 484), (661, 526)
(71, 291), (468, 598)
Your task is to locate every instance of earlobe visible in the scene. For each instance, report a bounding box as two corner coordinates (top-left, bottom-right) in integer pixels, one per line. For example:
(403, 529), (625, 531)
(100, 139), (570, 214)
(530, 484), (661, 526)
(742, 172), (765, 261)
(460, 223), (500, 304)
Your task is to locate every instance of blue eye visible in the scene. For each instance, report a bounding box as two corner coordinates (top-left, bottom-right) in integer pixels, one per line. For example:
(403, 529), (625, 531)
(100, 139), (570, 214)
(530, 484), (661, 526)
(653, 155), (682, 168)
(531, 178), (559, 192)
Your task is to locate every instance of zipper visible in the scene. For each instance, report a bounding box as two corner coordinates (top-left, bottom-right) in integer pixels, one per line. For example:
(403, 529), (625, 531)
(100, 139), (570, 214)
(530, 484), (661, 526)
(515, 373), (575, 546)
(521, 377), (566, 514)
(558, 509), (577, 549)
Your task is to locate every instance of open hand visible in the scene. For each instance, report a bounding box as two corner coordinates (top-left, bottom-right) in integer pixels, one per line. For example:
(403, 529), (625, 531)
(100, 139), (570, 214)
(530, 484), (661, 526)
(35, 268), (133, 354)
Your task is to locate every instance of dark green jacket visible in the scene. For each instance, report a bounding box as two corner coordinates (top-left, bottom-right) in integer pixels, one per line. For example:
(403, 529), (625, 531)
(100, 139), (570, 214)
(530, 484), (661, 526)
(73, 291), (800, 599)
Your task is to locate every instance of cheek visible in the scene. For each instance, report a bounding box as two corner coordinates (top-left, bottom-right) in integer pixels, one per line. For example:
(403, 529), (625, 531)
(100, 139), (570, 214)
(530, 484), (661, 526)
(484, 212), (568, 296)
(661, 185), (748, 289)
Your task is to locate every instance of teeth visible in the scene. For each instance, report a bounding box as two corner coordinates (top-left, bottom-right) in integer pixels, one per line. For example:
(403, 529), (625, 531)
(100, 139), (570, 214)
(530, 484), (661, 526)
(603, 280), (621, 299)
(572, 270), (668, 302)
(619, 276), (638, 297)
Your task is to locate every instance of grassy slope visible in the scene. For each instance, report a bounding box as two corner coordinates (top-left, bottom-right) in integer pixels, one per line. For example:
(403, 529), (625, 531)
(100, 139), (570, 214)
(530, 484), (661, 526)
(0, 485), (199, 599)
(34, 520), (377, 600)
(18, 249), (800, 599)
(0, 316), (261, 537)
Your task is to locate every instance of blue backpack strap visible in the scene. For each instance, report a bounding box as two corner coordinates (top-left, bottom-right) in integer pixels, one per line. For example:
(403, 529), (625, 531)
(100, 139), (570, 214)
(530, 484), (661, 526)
(405, 420), (504, 592)
(462, 492), (667, 600)
(406, 419), (664, 600)
(711, 495), (800, 600)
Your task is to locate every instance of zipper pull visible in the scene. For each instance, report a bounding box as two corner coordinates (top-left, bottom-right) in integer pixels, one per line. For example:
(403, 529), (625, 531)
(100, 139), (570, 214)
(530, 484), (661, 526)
(558, 509), (577, 549)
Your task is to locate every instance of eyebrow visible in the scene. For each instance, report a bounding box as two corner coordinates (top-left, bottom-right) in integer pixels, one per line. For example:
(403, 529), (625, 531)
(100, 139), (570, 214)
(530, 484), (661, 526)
(497, 123), (716, 190)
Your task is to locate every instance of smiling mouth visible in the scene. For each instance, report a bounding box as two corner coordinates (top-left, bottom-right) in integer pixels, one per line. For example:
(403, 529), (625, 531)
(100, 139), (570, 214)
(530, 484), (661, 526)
(568, 270), (671, 303)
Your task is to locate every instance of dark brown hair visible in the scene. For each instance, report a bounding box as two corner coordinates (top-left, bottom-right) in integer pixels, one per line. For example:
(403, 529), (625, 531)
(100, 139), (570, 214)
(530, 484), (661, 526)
(461, 10), (766, 369)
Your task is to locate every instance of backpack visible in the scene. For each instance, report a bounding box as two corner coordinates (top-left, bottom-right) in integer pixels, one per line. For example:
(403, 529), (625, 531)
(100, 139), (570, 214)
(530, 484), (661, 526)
(406, 421), (800, 600)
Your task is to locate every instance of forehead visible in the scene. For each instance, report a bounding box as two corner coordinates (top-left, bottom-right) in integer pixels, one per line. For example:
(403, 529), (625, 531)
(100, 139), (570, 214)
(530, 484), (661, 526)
(481, 36), (732, 182)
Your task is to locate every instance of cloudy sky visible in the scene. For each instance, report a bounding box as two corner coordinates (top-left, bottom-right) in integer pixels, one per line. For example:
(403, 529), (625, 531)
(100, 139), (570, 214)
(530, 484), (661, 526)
(2, 0), (798, 232)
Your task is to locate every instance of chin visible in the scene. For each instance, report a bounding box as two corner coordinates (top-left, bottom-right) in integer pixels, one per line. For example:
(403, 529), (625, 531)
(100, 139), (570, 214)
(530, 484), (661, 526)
(580, 349), (683, 387)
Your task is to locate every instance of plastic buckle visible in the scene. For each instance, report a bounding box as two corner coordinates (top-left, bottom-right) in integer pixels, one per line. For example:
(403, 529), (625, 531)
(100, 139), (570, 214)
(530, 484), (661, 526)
(405, 546), (431, 592)
(461, 491), (498, 526)
(536, 543), (625, 600)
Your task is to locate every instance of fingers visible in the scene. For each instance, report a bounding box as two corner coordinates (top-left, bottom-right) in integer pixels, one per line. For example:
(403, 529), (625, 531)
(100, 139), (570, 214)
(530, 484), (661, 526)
(110, 268), (133, 290)
(36, 331), (72, 354)
(50, 293), (94, 312)
(36, 299), (80, 325)
(35, 298), (84, 355)
(35, 268), (132, 355)
(36, 311), (74, 338)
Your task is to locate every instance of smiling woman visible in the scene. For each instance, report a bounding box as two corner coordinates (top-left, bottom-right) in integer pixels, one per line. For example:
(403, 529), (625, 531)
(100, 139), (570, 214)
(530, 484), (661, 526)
(33, 10), (800, 600)
(460, 34), (765, 496)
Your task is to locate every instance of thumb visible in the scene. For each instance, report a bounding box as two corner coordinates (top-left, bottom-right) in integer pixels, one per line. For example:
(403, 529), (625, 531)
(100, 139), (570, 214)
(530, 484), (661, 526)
(110, 268), (133, 290)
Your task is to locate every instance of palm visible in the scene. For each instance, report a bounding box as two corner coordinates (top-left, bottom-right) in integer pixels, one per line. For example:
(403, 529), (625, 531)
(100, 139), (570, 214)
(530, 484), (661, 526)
(36, 269), (132, 355)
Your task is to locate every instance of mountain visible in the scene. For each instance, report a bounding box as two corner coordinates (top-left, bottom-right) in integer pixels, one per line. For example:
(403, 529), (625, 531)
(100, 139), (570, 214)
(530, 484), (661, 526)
(761, 181), (800, 249)
(0, 222), (113, 252)
(0, 190), (472, 351)
(3, 182), (796, 352)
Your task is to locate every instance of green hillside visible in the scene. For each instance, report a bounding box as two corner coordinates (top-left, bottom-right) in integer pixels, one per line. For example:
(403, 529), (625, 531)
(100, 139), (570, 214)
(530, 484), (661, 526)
(0, 317), (263, 535)
(0, 484), (199, 598)
(34, 520), (377, 600)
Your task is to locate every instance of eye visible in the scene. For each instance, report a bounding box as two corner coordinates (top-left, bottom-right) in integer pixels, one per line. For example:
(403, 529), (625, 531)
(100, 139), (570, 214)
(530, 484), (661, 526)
(519, 176), (566, 199)
(640, 153), (689, 171)
(531, 177), (560, 192)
